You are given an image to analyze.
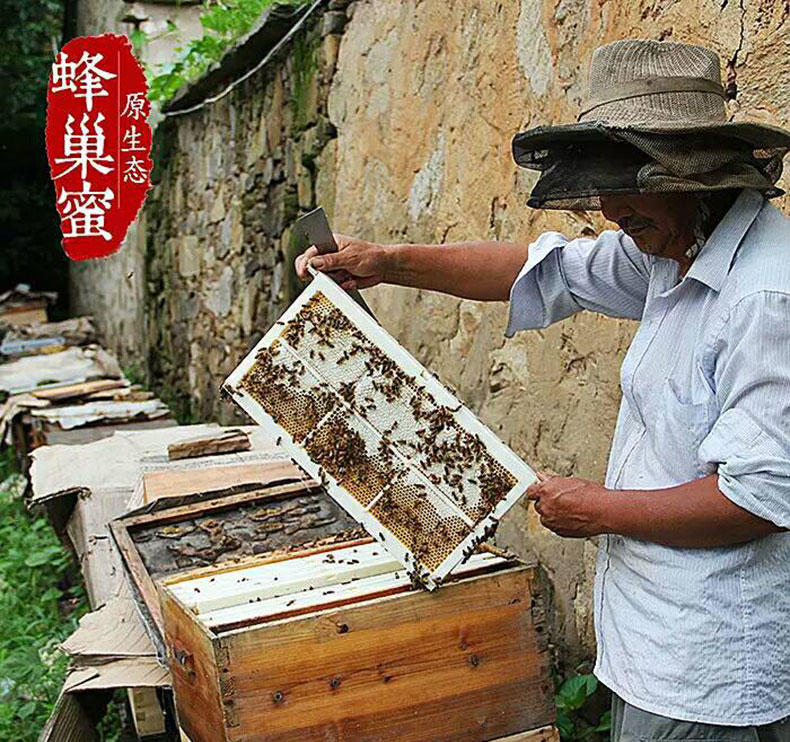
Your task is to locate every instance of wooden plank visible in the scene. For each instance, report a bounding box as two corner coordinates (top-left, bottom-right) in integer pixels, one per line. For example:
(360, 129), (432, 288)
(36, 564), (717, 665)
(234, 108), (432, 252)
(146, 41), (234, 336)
(128, 687), (166, 737)
(125, 480), (318, 530)
(31, 378), (127, 401)
(161, 588), (228, 742)
(168, 541), (400, 614)
(222, 567), (554, 742)
(195, 553), (506, 632)
(493, 726), (560, 742)
(111, 519), (166, 634)
(176, 724), (557, 742)
(0, 306), (47, 326)
(167, 429), (251, 461)
(143, 460), (304, 502)
(163, 537), (374, 587)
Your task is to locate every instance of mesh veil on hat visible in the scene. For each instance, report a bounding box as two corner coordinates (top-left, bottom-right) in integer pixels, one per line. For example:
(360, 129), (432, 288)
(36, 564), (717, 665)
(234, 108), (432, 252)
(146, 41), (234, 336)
(512, 39), (790, 210)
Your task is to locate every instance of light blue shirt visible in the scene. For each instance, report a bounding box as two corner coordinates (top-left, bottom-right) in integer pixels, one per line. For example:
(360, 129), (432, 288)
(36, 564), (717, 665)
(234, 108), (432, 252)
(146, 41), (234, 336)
(506, 189), (790, 725)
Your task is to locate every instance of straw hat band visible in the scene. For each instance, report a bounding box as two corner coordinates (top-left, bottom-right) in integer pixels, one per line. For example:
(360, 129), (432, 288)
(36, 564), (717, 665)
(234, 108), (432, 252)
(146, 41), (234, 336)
(579, 76), (726, 119)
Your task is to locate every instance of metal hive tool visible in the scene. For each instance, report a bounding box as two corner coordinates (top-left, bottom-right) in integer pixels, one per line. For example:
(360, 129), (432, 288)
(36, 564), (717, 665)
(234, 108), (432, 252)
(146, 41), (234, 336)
(224, 268), (537, 589)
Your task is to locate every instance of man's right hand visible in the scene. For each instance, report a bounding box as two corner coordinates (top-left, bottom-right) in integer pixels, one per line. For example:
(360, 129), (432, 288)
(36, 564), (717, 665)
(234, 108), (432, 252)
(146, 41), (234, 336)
(294, 234), (390, 292)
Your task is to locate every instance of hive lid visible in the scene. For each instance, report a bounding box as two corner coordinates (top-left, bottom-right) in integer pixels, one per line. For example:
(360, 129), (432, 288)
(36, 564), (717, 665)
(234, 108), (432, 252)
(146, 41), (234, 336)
(224, 269), (537, 589)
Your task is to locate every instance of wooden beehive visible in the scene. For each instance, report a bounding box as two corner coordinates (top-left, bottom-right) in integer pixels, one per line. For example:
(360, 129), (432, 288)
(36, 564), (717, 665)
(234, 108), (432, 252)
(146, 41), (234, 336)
(112, 479), (366, 639)
(159, 540), (555, 742)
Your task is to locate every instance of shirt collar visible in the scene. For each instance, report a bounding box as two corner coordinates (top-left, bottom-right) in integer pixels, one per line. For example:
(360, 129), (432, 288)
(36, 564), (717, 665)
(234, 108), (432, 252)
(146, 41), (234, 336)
(685, 189), (765, 292)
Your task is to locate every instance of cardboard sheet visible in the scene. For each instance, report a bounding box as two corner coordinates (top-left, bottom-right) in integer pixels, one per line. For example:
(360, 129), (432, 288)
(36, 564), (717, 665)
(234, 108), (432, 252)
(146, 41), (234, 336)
(0, 345), (121, 395)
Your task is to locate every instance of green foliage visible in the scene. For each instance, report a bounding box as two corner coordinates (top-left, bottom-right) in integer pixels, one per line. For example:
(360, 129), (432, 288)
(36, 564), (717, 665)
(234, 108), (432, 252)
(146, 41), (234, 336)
(148, 0), (310, 103)
(556, 673), (612, 742)
(122, 362), (147, 387)
(157, 383), (199, 425)
(0, 0), (62, 125)
(290, 32), (318, 131)
(0, 0), (68, 305)
(0, 455), (83, 740)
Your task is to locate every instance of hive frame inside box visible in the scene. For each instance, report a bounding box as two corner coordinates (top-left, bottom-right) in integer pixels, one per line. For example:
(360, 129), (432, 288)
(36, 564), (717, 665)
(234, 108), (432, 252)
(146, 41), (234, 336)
(161, 539), (505, 633)
(224, 268), (537, 589)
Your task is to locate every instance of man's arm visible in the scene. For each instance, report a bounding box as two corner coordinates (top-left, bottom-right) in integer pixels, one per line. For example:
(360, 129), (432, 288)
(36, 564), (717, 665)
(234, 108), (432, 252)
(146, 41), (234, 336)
(382, 241), (529, 300)
(295, 230), (652, 326)
(529, 291), (790, 547)
(526, 474), (782, 548)
(295, 236), (528, 301)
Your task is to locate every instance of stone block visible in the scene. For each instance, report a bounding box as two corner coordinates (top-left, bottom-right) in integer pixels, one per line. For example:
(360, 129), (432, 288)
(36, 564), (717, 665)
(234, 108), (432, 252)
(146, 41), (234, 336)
(266, 74), (285, 152)
(204, 266), (233, 319)
(218, 199), (243, 257)
(322, 10), (347, 36)
(241, 280), (259, 336)
(177, 235), (201, 278)
(246, 112), (268, 167)
(322, 33), (342, 77)
(297, 163), (314, 209)
(209, 187), (226, 223)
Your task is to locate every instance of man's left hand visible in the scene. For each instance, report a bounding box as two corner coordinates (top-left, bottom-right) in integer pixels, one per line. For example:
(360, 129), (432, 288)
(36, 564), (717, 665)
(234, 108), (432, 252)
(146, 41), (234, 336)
(526, 474), (608, 538)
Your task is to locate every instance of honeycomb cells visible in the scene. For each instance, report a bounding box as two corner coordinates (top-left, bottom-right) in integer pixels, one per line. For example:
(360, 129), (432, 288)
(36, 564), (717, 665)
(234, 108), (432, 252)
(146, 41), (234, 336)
(234, 286), (525, 578)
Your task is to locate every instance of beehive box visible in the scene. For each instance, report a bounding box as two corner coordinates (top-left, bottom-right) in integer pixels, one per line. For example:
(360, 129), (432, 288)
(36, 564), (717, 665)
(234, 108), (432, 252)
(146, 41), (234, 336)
(112, 479), (366, 638)
(160, 540), (554, 742)
(224, 269), (538, 589)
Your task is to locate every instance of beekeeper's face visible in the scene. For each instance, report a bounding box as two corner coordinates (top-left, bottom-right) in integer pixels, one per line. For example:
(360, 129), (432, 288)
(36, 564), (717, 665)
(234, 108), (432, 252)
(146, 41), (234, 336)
(600, 193), (699, 260)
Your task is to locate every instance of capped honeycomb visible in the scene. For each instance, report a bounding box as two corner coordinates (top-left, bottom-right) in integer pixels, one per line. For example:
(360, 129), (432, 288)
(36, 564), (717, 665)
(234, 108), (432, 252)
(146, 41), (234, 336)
(225, 272), (536, 588)
(238, 340), (337, 442)
(370, 470), (469, 572)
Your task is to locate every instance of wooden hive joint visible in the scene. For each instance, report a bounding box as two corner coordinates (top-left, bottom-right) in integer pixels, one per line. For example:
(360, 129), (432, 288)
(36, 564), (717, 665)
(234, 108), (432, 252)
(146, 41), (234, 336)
(216, 640), (240, 729)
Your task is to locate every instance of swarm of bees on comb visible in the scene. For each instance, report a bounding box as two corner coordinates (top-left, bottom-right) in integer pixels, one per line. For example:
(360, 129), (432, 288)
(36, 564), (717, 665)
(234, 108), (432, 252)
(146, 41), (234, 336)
(231, 288), (525, 587)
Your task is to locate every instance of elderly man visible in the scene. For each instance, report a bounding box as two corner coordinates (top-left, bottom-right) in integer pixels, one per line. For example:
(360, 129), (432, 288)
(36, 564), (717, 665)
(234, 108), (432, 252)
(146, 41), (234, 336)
(295, 40), (790, 739)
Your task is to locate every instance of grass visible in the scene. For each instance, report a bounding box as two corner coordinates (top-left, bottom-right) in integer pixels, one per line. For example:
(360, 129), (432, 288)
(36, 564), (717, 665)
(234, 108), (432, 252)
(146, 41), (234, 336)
(0, 451), (120, 740)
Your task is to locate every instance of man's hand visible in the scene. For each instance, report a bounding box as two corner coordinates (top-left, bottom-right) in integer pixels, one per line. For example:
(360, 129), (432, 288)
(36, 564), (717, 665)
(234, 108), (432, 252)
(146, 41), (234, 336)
(294, 234), (389, 291)
(526, 474), (608, 538)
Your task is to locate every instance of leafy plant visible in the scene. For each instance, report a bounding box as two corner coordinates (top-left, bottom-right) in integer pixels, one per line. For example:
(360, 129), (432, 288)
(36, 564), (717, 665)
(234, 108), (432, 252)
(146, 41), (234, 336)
(555, 673), (612, 741)
(0, 0), (68, 305)
(290, 31), (318, 131)
(148, 0), (310, 103)
(0, 453), (119, 740)
(122, 362), (147, 387)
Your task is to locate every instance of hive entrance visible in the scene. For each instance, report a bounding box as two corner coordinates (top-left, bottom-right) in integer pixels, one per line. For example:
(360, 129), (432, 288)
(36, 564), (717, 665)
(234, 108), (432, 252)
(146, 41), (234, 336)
(225, 271), (536, 588)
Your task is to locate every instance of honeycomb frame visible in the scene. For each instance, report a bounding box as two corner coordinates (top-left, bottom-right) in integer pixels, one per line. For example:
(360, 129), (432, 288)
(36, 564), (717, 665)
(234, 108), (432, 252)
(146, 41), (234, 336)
(224, 268), (537, 589)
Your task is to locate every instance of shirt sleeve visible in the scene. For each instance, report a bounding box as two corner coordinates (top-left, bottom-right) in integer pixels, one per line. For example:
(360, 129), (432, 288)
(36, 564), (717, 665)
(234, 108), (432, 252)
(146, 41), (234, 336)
(505, 229), (652, 337)
(698, 291), (790, 528)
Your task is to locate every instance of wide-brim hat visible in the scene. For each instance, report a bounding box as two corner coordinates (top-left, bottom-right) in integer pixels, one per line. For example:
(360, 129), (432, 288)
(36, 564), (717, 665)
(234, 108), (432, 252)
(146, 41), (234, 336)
(513, 39), (790, 210)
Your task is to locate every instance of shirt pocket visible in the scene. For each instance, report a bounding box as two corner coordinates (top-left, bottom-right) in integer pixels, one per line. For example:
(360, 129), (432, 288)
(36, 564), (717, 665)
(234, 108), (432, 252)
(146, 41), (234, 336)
(652, 378), (719, 480)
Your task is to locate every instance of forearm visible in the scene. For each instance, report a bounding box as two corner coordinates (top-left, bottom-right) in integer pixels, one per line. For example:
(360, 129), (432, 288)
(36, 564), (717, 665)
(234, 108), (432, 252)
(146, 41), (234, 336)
(600, 475), (782, 548)
(382, 241), (528, 301)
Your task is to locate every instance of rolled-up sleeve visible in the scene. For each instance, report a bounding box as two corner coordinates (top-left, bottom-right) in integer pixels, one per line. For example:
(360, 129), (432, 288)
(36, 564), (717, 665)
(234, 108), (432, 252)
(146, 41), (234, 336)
(698, 291), (790, 528)
(505, 229), (651, 336)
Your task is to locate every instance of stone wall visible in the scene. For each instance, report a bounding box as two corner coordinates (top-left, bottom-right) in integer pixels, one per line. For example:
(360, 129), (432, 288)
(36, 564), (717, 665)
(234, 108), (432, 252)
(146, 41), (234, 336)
(142, 19), (338, 421)
(72, 0), (790, 670)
